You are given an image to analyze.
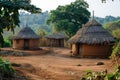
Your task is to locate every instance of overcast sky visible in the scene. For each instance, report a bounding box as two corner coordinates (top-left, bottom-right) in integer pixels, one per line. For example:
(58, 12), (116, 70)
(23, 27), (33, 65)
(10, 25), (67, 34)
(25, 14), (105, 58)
(31, 0), (120, 18)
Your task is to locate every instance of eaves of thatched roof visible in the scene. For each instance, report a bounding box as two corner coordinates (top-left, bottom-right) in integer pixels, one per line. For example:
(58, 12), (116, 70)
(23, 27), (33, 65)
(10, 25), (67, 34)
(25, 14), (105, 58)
(45, 33), (68, 39)
(68, 19), (115, 44)
(13, 27), (40, 39)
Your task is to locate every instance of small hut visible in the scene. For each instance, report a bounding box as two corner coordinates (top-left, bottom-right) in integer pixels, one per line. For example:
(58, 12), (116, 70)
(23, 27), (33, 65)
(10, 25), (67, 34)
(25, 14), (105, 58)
(68, 19), (115, 58)
(12, 27), (40, 50)
(45, 33), (67, 47)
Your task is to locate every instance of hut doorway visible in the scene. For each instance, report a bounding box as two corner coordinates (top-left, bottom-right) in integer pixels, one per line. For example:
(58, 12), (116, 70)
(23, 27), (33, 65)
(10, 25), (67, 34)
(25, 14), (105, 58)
(24, 39), (29, 49)
(59, 39), (61, 47)
(78, 44), (82, 55)
(59, 39), (62, 47)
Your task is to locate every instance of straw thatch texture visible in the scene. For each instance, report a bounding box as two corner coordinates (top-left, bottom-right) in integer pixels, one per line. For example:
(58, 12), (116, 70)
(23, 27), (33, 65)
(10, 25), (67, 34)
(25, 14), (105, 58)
(68, 19), (115, 44)
(13, 27), (40, 39)
(45, 33), (67, 39)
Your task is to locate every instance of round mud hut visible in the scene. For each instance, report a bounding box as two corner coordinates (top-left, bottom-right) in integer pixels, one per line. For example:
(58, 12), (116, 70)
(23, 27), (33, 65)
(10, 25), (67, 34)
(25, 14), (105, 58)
(12, 27), (40, 50)
(68, 19), (115, 58)
(45, 33), (67, 47)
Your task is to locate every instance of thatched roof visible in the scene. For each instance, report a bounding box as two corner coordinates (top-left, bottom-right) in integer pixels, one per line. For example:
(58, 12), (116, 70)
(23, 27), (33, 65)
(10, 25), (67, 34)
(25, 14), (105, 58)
(45, 33), (67, 39)
(68, 19), (115, 44)
(13, 27), (40, 39)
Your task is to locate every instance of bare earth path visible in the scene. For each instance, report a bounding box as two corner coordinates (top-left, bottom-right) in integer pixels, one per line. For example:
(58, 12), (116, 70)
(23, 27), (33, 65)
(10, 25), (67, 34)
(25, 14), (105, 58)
(2, 47), (112, 80)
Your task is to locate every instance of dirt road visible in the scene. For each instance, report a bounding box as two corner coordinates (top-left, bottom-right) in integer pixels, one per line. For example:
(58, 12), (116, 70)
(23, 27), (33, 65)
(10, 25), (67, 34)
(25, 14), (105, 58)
(2, 47), (112, 80)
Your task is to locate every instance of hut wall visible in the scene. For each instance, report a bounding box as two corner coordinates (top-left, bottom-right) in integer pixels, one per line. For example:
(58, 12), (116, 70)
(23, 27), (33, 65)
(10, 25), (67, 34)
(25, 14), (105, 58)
(81, 44), (113, 57)
(12, 39), (24, 49)
(50, 39), (55, 47)
(47, 38), (64, 47)
(72, 44), (79, 55)
(29, 39), (39, 49)
(54, 39), (58, 47)
(13, 39), (39, 50)
(46, 38), (50, 47)
(55, 39), (64, 47)
(60, 39), (64, 47)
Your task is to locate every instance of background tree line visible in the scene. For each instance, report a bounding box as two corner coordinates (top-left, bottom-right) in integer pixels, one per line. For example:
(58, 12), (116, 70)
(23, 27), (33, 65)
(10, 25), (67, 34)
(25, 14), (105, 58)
(2, 0), (120, 48)
(3, 11), (120, 47)
(17, 12), (120, 34)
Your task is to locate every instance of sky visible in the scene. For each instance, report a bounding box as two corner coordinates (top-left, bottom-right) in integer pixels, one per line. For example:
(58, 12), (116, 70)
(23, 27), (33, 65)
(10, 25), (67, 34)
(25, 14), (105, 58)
(31, 0), (120, 18)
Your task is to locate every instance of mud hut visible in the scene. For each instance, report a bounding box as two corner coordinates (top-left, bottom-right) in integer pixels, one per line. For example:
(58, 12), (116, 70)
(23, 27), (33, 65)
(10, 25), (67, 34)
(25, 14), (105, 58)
(12, 27), (40, 50)
(45, 33), (67, 47)
(68, 19), (115, 58)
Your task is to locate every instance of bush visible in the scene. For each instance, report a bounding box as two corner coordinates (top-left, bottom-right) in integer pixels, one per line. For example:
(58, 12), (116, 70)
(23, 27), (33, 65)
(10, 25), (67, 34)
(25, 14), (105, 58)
(0, 57), (15, 78)
(105, 66), (120, 80)
(3, 38), (11, 47)
(81, 70), (107, 80)
(82, 66), (120, 80)
(111, 41), (120, 66)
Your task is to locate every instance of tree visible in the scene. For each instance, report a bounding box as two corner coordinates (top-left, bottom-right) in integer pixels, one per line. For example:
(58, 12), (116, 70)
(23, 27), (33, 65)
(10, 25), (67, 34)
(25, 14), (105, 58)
(104, 20), (120, 33)
(101, 0), (114, 3)
(47, 0), (90, 37)
(103, 18), (120, 69)
(112, 29), (120, 39)
(36, 28), (47, 36)
(0, 0), (41, 47)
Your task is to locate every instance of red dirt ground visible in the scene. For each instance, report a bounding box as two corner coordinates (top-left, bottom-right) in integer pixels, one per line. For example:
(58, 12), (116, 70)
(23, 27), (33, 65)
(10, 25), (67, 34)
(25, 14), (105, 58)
(1, 47), (113, 80)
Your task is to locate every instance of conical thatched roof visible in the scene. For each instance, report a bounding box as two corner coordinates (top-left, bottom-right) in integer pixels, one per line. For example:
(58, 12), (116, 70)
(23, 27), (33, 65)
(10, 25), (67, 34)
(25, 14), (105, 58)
(45, 33), (67, 39)
(13, 27), (40, 39)
(68, 19), (115, 44)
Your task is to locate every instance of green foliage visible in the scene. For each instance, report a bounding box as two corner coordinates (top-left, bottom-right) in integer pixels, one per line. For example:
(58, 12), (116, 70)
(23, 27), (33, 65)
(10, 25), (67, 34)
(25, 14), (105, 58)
(105, 74), (116, 80)
(112, 42), (120, 57)
(82, 70), (107, 80)
(19, 12), (120, 35)
(0, 0), (41, 32)
(4, 12), (120, 40)
(111, 41), (120, 66)
(104, 20), (120, 33)
(82, 66), (120, 80)
(0, 57), (15, 78)
(0, 34), (4, 47)
(0, 0), (41, 47)
(105, 66), (120, 80)
(103, 20), (120, 67)
(19, 11), (51, 33)
(38, 29), (47, 37)
(4, 38), (11, 47)
(101, 0), (114, 3)
(47, 0), (90, 37)
(112, 29), (120, 39)
(96, 16), (120, 25)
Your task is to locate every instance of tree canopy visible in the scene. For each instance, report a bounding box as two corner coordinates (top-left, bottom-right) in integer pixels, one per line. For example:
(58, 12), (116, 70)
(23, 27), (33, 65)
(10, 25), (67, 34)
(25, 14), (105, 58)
(95, 16), (120, 25)
(104, 20), (120, 40)
(0, 0), (41, 47)
(104, 20), (120, 32)
(101, 0), (114, 3)
(47, 0), (90, 37)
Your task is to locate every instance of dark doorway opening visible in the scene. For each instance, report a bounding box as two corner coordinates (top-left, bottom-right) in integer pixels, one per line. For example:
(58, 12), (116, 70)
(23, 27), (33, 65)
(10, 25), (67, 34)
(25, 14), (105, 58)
(59, 39), (61, 47)
(24, 39), (29, 49)
(78, 44), (82, 55)
(77, 44), (79, 55)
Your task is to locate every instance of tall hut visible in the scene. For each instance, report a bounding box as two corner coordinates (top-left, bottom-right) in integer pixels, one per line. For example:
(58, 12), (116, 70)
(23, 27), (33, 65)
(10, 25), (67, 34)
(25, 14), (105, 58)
(12, 26), (40, 50)
(68, 19), (115, 58)
(45, 33), (67, 47)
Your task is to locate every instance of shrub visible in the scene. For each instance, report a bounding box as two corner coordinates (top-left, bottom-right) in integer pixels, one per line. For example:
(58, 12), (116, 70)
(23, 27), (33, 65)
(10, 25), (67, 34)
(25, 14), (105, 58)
(105, 66), (120, 80)
(82, 70), (107, 80)
(82, 66), (120, 80)
(3, 38), (11, 47)
(0, 57), (15, 78)
(111, 41), (120, 66)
